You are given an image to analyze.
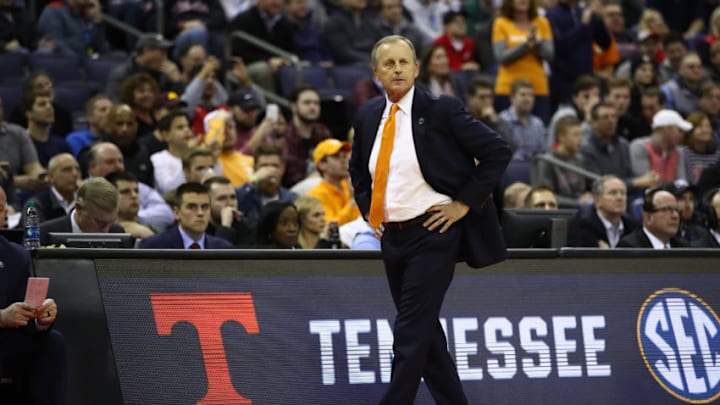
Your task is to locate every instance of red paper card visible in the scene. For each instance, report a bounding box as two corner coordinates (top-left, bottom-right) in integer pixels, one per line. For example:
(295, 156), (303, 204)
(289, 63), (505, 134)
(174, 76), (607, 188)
(24, 277), (49, 306)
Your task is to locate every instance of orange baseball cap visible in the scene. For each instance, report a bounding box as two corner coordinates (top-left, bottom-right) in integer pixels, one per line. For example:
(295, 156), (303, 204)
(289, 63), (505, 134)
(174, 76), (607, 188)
(313, 139), (351, 166)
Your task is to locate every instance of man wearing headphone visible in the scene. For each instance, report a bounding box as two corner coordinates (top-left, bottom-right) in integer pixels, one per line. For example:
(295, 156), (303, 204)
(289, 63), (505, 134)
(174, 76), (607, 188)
(617, 186), (689, 248)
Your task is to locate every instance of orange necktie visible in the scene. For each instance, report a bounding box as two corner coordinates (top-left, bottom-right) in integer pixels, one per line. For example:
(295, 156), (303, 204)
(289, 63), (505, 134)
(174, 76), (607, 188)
(369, 104), (398, 228)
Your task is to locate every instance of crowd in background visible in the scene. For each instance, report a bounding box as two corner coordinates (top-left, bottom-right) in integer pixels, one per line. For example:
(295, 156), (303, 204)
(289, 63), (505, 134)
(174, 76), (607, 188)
(1, 0), (720, 250)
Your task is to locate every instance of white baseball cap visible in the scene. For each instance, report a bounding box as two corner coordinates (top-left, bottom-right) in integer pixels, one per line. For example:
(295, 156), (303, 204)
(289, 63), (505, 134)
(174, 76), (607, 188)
(651, 109), (693, 131)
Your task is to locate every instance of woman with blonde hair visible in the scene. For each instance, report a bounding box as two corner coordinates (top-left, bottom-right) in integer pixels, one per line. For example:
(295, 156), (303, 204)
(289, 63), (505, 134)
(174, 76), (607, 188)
(295, 196), (333, 249)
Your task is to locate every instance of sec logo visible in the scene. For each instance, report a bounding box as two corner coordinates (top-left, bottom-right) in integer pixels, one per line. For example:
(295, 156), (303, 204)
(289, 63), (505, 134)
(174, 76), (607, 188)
(637, 288), (720, 404)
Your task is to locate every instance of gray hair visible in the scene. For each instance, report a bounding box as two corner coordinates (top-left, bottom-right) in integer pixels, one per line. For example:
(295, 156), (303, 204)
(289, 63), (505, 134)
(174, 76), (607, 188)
(370, 35), (418, 68)
(78, 177), (119, 211)
(591, 175), (624, 198)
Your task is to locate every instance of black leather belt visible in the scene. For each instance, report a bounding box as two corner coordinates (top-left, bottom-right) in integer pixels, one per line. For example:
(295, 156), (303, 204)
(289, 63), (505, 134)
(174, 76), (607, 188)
(384, 212), (434, 231)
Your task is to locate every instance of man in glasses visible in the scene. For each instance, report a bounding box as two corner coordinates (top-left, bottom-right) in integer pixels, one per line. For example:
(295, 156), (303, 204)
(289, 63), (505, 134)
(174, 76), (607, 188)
(618, 186), (688, 248)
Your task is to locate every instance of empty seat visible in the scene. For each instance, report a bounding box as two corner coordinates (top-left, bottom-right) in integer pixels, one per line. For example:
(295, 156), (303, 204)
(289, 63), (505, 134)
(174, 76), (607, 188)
(0, 83), (23, 116)
(331, 66), (372, 91)
(85, 57), (126, 89)
(0, 53), (28, 81)
(53, 83), (95, 114)
(28, 54), (83, 83)
(498, 160), (531, 194)
(278, 65), (330, 98)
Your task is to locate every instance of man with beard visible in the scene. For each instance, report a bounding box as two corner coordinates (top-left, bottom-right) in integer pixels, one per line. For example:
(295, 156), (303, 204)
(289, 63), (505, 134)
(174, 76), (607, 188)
(23, 90), (71, 167)
(23, 153), (81, 224)
(282, 86), (331, 187)
(103, 104), (155, 187)
(106, 171), (155, 240)
(203, 176), (255, 246)
(139, 182), (232, 249)
(227, 89), (283, 155)
(236, 144), (298, 228)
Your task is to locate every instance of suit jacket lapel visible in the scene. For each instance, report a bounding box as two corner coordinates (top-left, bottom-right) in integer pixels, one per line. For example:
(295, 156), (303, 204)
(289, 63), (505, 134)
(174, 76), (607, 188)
(363, 100), (385, 167)
(411, 89), (428, 146)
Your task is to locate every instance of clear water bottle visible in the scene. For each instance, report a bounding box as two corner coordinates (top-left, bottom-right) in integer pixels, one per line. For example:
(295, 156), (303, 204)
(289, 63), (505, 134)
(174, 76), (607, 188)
(24, 201), (41, 249)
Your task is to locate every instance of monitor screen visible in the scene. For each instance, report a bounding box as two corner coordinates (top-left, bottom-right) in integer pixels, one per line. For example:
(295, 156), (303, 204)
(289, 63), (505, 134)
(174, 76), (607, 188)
(48, 233), (134, 248)
(501, 209), (577, 248)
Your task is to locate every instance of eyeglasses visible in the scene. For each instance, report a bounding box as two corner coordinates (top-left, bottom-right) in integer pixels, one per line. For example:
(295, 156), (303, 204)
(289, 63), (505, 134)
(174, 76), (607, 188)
(652, 206), (680, 214)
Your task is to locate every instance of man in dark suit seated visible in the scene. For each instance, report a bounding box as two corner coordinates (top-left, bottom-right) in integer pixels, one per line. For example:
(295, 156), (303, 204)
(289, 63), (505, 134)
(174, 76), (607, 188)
(139, 182), (232, 249)
(618, 187), (688, 249)
(0, 186), (67, 404)
(569, 175), (638, 248)
(203, 176), (255, 247)
(22, 153), (81, 225)
(39, 178), (125, 246)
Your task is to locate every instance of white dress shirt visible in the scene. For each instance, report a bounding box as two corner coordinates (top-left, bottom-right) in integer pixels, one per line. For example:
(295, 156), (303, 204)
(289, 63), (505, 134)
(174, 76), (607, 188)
(50, 187), (76, 214)
(368, 86), (451, 222)
(596, 211), (624, 248)
(643, 227), (670, 249)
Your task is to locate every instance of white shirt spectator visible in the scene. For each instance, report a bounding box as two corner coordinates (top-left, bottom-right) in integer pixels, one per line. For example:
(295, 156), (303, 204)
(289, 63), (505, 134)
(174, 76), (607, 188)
(151, 150), (186, 195)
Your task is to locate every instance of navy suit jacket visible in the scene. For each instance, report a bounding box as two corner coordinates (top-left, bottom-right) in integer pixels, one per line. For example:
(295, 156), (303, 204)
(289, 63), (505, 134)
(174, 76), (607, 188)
(350, 89), (512, 268)
(0, 235), (41, 343)
(617, 228), (689, 248)
(138, 226), (233, 249)
(568, 207), (639, 247)
(39, 214), (126, 246)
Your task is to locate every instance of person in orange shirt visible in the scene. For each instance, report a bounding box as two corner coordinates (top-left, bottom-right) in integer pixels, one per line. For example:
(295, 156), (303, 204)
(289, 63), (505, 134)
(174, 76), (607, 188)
(306, 139), (360, 225)
(205, 110), (254, 187)
(492, 0), (554, 122)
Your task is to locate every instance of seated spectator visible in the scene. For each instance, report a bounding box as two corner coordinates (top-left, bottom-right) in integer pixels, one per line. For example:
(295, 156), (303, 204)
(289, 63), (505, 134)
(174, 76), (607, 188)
(374, 0), (426, 51)
(285, 0), (333, 65)
(601, 1), (634, 57)
(182, 146), (218, 183)
(39, 177), (125, 245)
(140, 92), (187, 155)
(618, 187), (688, 248)
(707, 42), (720, 82)
(106, 171), (155, 239)
(604, 77), (634, 140)
(322, 0), (382, 66)
(106, 34), (184, 100)
(87, 142), (175, 229)
(22, 90), (71, 167)
(223, 57), (268, 110)
(626, 53), (659, 125)
(22, 153), (80, 224)
(9, 72), (74, 138)
(66, 95), (113, 158)
(683, 112), (720, 184)
(630, 109), (690, 183)
(307, 139), (360, 225)
(547, 75), (600, 147)
(697, 81), (720, 135)
(660, 52), (708, 116)
(205, 110), (255, 187)
(697, 8), (720, 66)
(657, 32), (688, 84)
(523, 185), (558, 210)
(228, 0), (295, 92)
(295, 195), (329, 249)
(433, 10), (480, 72)
(103, 104), (155, 187)
(0, 96), (47, 199)
(119, 73), (160, 138)
(403, 0), (449, 44)
(466, 76), (514, 151)
(532, 116), (592, 207)
(628, 86), (666, 141)
(671, 181), (715, 247)
(282, 86), (331, 187)
(498, 79), (546, 161)
(177, 43), (208, 85)
(352, 72), (384, 112)
(159, 0), (227, 61)
(255, 199), (300, 248)
(182, 57), (228, 122)
(492, 0), (553, 121)
(204, 176), (255, 246)
(701, 188), (720, 247)
(38, 0), (109, 58)
(226, 90), (280, 155)
(139, 182), (232, 249)
(0, 0), (54, 54)
(582, 102), (661, 192)
(503, 181), (531, 209)
(571, 175), (638, 248)
(236, 144), (299, 227)
(0, 184), (66, 405)
(151, 111), (195, 195)
(416, 44), (463, 98)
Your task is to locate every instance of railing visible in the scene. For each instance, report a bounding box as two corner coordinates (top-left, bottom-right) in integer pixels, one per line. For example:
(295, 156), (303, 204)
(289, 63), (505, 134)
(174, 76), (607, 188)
(536, 153), (602, 181)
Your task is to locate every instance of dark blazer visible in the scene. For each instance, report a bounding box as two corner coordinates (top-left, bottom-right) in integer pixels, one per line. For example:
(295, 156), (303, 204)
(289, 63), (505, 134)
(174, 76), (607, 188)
(138, 226), (233, 249)
(349, 89), (512, 268)
(39, 214), (125, 245)
(236, 184), (298, 228)
(617, 228), (689, 248)
(568, 207), (639, 247)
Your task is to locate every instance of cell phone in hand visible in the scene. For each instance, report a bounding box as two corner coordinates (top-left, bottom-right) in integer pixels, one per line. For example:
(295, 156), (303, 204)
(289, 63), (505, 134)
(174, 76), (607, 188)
(266, 104), (279, 123)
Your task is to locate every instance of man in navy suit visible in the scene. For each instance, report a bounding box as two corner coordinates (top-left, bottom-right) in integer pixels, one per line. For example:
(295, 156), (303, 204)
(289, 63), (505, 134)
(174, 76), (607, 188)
(0, 186), (67, 404)
(349, 35), (511, 405)
(139, 182), (232, 249)
(618, 187), (688, 249)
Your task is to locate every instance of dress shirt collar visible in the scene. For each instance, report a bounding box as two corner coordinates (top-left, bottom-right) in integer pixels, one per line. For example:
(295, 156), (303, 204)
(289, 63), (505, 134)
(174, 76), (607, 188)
(70, 209), (82, 233)
(710, 229), (720, 246)
(51, 186), (76, 214)
(178, 226), (205, 249)
(385, 86), (414, 117)
(643, 227), (669, 249)
(596, 211), (624, 248)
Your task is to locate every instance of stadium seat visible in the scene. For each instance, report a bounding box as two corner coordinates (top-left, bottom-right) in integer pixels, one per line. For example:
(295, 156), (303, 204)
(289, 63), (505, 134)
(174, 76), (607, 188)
(28, 54), (83, 83)
(331, 66), (372, 91)
(85, 57), (126, 89)
(499, 160), (532, 193)
(53, 83), (95, 115)
(0, 53), (28, 81)
(0, 83), (23, 116)
(278, 65), (331, 98)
